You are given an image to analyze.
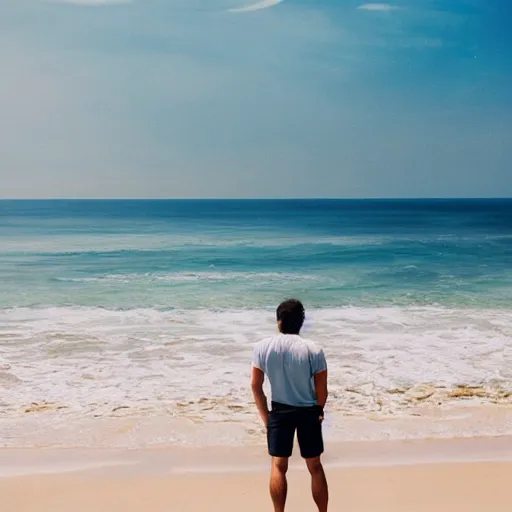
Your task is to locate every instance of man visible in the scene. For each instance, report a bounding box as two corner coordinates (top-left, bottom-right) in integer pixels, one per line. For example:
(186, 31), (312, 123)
(251, 299), (329, 512)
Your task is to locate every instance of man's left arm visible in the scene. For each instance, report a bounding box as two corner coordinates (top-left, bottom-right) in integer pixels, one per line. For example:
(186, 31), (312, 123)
(314, 369), (328, 408)
(312, 349), (328, 420)
(251, 366), (269, 427)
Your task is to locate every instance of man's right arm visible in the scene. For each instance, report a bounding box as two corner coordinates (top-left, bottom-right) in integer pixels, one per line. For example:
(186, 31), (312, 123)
(251, 365), (269, 427)
(251, 343), (269, 426)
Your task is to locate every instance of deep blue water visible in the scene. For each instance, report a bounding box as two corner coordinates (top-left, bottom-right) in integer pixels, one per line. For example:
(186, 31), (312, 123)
(0, 199), (511, 309)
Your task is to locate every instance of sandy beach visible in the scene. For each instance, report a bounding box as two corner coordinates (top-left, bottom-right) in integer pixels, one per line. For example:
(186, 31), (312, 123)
(2, 437), (512, 511)
(2, 462), (511, 511)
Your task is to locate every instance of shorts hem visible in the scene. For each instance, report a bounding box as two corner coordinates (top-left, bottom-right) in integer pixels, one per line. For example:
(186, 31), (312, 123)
(268, 451), (293, 458)
(299, 448), (324, 459)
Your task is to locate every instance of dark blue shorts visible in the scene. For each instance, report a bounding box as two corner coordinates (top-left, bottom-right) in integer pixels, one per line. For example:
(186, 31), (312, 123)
(267, 402), (324, 459)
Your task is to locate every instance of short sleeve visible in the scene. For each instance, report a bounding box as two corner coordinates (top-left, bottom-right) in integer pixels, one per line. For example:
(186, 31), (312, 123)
(310, 349), (327, 375)
(252, 343), (266, 372)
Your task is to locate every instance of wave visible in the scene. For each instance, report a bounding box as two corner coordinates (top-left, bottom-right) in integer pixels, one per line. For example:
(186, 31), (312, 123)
(2, 304), (511, 381)
(51, 271), (320, 284)
(0, 234), (389, 256)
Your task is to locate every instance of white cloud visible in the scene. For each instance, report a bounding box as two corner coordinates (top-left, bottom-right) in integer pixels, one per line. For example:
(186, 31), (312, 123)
(48, 0), (130, 6)
(357, 3), (399, 11)
(227, 0), (283, 13)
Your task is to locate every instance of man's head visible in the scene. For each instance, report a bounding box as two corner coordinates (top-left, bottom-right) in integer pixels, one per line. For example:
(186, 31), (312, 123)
(276, 299), (305, 335)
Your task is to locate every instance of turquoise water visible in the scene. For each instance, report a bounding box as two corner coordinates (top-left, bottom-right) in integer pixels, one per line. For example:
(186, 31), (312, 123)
(1, 199), (511, 309)
(1, 199), (512, 447)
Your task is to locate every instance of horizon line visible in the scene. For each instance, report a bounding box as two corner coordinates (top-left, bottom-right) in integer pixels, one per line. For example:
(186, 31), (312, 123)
(0, 197), (511, 201)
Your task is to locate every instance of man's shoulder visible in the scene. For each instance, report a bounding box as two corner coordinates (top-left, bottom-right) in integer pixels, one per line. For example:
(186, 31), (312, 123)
(255, 335), (279, 350)
(300, 337), (325, 355)
(255, 335), (324, 354)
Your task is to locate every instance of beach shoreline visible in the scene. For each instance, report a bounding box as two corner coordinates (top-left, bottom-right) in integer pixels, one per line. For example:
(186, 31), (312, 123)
(3, 402), (512, 450)
(2, 200), (512, 510)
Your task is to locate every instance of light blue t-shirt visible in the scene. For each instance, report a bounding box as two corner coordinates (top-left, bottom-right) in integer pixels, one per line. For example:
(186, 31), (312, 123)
(252, 334), (327, 407)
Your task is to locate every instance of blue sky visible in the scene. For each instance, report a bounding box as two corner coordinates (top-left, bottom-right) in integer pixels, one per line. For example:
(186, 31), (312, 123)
(1, 0), (511, 198)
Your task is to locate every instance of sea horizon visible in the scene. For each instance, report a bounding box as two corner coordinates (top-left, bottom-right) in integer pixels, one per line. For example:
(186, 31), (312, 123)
(1, 197), (511, 201)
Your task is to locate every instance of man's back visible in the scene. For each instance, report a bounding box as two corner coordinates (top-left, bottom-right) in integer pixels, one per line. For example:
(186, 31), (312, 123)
(251, 299), (329, 512)
(253, 334), (327, 408)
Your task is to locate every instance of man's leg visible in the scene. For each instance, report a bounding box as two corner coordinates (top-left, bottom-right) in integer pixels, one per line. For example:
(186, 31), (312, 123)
(267, 405), (295, 512)
(270, 457), (289, 512)
(297, 408), (327, 511)
(306, 456), (328, 512)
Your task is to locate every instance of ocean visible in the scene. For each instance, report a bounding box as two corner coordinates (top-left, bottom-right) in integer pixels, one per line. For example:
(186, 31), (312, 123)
(1, 199), (512, 448)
